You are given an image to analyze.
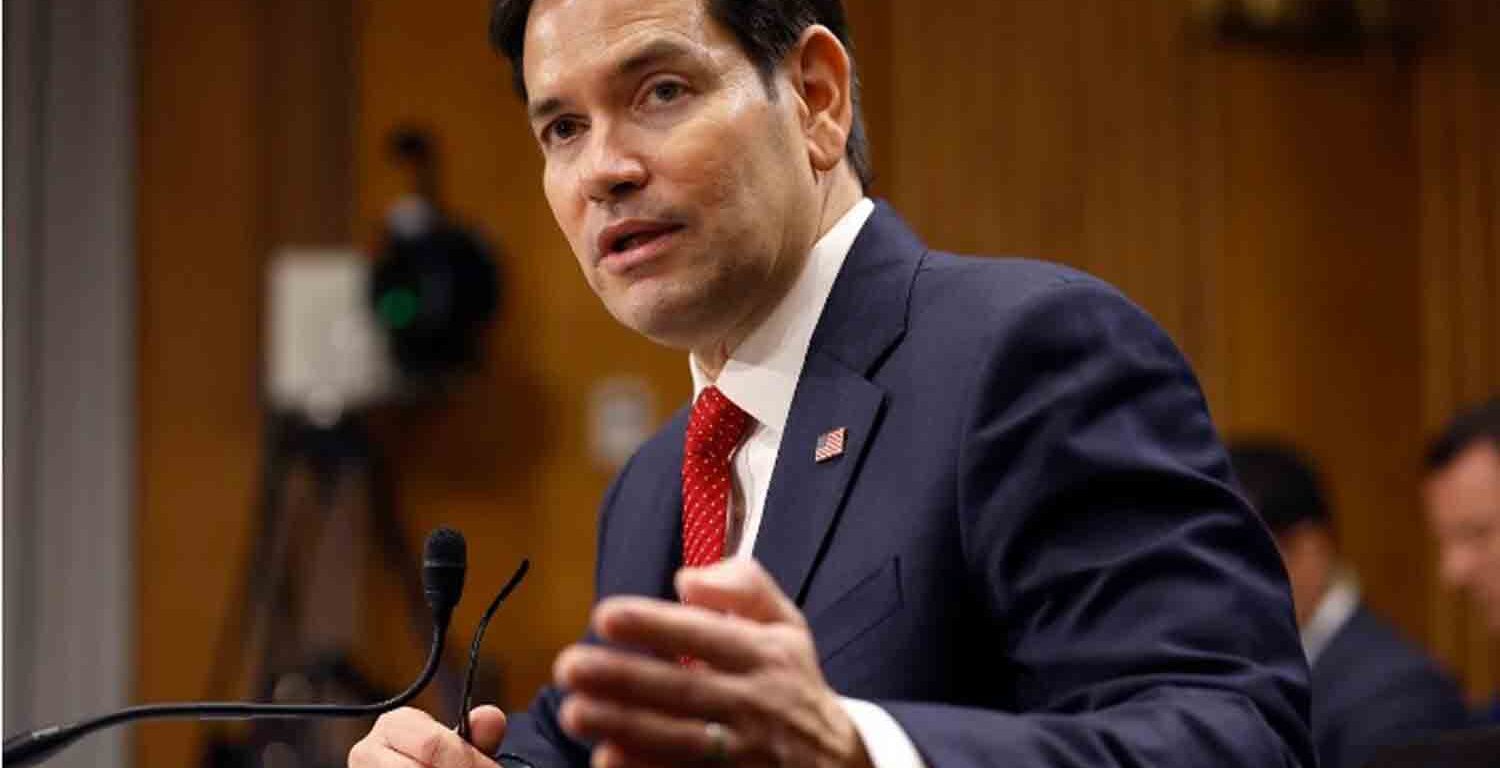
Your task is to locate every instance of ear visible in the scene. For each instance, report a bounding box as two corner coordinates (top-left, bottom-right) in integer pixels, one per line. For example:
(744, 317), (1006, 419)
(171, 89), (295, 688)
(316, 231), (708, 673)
(786, 25), (854, 174)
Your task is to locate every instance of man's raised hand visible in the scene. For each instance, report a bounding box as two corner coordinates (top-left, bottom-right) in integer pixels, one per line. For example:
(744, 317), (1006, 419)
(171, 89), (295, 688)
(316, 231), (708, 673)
(347, 705), (506, 768)
(554, 558), (873, 768)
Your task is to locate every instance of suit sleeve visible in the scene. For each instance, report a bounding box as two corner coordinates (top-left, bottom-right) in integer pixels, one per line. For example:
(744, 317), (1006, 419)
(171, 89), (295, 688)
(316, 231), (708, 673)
(495, 456), (639, 768)
(884, 281), (1314, 767)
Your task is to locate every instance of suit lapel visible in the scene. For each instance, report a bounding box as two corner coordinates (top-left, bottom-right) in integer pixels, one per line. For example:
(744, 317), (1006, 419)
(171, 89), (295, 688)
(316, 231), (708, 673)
(610, 412), (687, 601)
(752, 201), (925, 605)
(753, 353), (885, 603)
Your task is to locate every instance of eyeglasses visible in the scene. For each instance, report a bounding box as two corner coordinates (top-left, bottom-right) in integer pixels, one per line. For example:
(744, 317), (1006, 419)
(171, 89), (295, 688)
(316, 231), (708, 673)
(456, 558), (531, 745)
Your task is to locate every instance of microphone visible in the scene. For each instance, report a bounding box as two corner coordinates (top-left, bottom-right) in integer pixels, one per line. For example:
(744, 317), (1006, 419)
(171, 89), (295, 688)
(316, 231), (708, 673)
(423, 526), (466, 625)
(3, 527), (468, 767)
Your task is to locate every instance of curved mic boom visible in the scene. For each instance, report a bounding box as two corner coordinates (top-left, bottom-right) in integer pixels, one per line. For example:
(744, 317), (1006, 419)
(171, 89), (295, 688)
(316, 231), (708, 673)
(3, 527), (468, 767)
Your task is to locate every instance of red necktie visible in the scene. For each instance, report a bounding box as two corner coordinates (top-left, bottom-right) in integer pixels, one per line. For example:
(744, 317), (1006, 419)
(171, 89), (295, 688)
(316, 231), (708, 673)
(681, 386), (752, 568)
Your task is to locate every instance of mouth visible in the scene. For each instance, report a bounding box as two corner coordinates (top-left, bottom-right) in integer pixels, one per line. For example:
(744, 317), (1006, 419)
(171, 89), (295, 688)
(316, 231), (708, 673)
(597, 220), (686, 270)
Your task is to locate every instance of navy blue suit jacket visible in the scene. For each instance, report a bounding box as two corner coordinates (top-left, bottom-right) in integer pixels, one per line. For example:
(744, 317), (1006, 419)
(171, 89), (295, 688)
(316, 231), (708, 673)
(1310, 606), (1468, 768)
(1483, 698), (1500, 726)
(500, 202), (1314, 767)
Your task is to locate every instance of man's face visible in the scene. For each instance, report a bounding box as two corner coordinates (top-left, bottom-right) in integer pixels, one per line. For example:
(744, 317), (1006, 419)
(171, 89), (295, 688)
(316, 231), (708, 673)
(522, 0), (821, 353)
(1424, 440), (1500, 632)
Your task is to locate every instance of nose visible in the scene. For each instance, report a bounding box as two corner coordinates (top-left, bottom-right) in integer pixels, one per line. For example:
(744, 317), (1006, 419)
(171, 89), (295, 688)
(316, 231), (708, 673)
(580, 124), (647, 203)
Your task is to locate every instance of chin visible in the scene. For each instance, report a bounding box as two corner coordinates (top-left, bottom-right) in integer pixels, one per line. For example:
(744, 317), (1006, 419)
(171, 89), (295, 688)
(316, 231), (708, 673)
(606, 301), (705, 351)
(637, 317), (712, 351)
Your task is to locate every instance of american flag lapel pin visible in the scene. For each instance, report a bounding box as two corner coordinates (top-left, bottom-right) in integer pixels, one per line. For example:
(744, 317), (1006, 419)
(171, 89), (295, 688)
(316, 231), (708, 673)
(814, 427), (847, 463)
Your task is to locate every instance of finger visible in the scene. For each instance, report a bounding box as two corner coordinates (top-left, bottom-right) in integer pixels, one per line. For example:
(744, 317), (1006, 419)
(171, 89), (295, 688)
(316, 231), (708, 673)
(592, 596), (763, 671)
(373, 708), (496, 767)
(466, 705), (508, 755)
(371, 706), (442, 733)
(362, 708), (445, 763)
(675, 558), (801, 625)
(554, 644), (744, 720)
(591, 741), (673, 768)
(349, 737), (426, 768)
(560, 694), (730, 767)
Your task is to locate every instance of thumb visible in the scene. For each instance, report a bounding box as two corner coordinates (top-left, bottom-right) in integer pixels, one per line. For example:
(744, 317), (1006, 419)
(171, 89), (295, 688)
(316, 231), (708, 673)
(466, 705), (508, 757)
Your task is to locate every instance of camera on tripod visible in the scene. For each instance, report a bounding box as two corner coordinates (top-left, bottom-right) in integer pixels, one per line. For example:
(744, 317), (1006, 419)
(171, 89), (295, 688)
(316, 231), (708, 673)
(209, 127), (503, 768)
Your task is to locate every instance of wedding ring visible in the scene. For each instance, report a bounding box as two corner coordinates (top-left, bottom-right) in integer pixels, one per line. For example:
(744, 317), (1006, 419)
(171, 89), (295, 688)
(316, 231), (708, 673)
(703, 721), (729, 765)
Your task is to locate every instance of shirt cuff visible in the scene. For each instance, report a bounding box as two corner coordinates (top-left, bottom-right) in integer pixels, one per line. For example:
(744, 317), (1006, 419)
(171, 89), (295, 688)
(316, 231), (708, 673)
(838, 697), (927, 768)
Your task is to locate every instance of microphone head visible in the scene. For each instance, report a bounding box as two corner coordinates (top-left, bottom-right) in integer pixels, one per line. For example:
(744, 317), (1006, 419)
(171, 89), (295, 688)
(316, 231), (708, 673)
(422, 527), (467, 622)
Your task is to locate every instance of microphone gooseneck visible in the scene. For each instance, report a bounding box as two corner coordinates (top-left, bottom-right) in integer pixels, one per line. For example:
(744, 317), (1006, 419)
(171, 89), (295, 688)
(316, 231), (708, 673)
(456, 557), (530, 744)
(3, 528), (468, 768)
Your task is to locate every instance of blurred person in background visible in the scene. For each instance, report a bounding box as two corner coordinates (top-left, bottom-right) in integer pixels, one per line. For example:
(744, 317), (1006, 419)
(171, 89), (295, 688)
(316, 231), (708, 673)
(1423, 397), (1500, 725)
(1230, 439), (1468, 768)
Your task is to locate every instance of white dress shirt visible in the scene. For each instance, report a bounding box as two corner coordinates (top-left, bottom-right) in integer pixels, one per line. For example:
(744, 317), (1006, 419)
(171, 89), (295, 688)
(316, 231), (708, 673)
(687, 197), (927, 768)
(1300, 571), (1360, 667)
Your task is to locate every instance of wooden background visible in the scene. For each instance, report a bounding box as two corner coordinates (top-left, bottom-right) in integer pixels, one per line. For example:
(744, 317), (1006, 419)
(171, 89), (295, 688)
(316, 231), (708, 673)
(136, 1), (1498, 764)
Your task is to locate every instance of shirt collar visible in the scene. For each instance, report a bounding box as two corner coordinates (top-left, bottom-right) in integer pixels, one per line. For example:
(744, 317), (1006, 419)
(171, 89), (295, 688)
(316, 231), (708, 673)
(690, 198), (875, 434)
(1301, 570), (1360, 666)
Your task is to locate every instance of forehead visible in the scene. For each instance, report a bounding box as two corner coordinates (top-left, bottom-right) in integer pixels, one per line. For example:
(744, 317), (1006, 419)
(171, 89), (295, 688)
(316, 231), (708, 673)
(1426, 442), (1500, 521)
(523, 0), (729, 94)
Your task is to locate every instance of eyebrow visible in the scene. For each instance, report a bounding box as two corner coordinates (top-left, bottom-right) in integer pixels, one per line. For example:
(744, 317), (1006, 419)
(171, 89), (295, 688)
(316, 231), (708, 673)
(527, 38), (701, 123)
(528, 96), (565, 124)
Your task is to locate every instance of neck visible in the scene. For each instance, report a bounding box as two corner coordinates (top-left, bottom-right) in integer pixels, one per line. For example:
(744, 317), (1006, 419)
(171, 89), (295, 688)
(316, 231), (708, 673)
(1297, 566), (1337, 628)
(693, 170), (863, 380)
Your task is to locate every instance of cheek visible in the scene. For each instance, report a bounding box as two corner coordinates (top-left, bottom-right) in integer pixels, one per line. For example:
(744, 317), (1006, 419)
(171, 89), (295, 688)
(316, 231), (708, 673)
(660, 94), (782, 205)
(1487, 527), (1500, 562)
(655, 129), (741, 211)
(542, 166), (574, 225)
(543, 170), (589, 257)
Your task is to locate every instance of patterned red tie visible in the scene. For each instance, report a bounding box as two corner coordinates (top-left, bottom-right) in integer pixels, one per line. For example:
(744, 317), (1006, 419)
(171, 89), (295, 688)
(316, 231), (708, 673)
(681, 386), (752, 568)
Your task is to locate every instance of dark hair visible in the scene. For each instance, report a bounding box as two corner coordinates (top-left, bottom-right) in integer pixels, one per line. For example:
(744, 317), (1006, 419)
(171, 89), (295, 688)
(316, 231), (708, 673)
(1426, 397), (1500, 471)
(489, 0), (873, 191)
(1227, 439), (1331, 535)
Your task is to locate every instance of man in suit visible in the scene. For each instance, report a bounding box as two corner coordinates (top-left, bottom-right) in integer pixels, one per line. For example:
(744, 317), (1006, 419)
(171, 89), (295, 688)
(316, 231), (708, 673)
(1228, 440), (1468, 768)
(348, 0), (1314, 766)
(1423, 398), (1500, 725)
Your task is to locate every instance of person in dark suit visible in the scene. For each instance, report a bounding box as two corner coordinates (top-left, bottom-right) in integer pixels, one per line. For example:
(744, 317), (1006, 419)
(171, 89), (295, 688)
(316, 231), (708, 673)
(1229, 440), (1469, 768)
(1423, 398), (1500, 725)
(348, 1), (1314, 766)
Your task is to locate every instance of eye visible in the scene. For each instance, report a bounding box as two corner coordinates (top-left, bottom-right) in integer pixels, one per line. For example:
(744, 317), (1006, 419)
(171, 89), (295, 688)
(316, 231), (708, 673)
(542, 116), (584, 145)
(644, 80), (686, 106)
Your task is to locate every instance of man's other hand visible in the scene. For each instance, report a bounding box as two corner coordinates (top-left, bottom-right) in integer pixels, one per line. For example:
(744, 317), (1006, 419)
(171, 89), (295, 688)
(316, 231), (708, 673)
(347, 705), (506, 767)
(554, 558), (874, 768)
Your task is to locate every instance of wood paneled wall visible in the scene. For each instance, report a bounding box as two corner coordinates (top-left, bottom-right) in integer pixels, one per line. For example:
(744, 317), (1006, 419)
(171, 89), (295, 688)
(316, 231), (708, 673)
(136, 1), (354, 764)
(137, 3), (266, 766)
(875, 0), (1497, 703)
(136, 3), (1498, 764)
(1416, 0), (1500, 702)
(880, 0), (1435, 682)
